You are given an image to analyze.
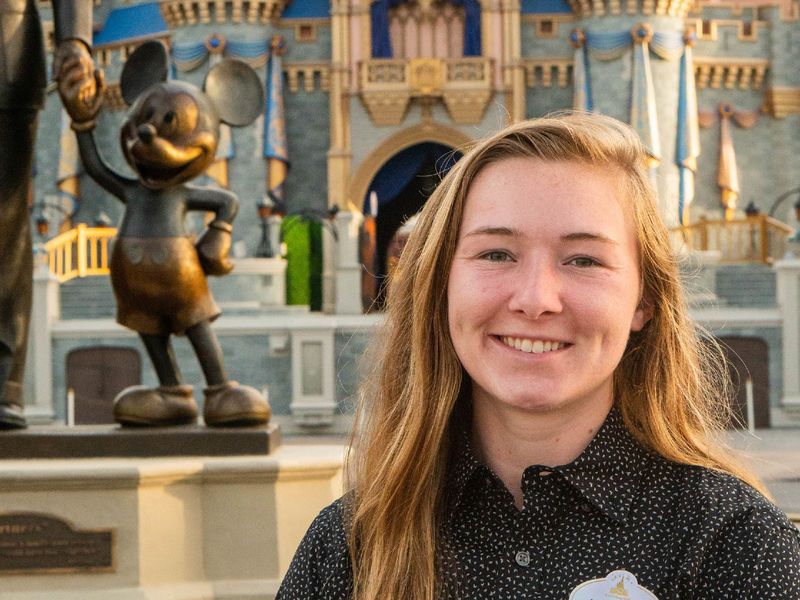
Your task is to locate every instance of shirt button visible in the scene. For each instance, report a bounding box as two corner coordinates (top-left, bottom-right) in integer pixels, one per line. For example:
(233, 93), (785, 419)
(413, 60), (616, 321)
(515, 550), (531, 567)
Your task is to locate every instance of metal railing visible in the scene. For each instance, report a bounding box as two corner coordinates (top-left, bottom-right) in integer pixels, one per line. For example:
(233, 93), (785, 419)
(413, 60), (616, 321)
(43, 224), (117, 282)
(669, 214), (795, 264)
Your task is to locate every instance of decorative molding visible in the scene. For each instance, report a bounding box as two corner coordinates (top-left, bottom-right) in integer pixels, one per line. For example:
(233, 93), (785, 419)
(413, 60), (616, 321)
(360, 90), (413, 125)
(357, 57), (494, 125)
(277, 17), (331, 26)
(686, 18), (767, 42)
(693, 57), (768, 89)
(691, 0), (798, 22)
(521, 14), (577, 39)
(93, 34), (172, 54)
(284, 62), (332, 92)
(764, 86), (800, 117)
(158, 0), (290, 27)
(564, 0), (693, 18)
(442, 88), (493, 123)
(349, 123), (473, 211)
(522, 58), (573, 88)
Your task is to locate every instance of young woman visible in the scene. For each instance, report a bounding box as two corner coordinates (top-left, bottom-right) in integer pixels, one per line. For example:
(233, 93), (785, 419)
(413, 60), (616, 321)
(277, 114), (800, 600)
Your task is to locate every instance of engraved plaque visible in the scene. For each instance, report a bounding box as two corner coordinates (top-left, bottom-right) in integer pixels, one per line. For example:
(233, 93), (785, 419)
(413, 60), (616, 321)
(0, 512), (115, 574)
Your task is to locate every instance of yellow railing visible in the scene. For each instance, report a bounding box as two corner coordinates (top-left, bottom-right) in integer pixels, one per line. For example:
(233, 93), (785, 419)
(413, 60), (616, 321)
(670, 214), (795, 264)
(43, 224), (117, 282)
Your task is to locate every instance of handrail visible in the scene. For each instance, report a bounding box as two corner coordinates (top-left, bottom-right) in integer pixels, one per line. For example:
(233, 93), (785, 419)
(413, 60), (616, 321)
(43, 224), (117, 282)
(669, 214), (795, 264)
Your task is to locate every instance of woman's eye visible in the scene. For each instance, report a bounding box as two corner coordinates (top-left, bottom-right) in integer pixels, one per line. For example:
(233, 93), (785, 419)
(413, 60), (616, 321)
(480, 250), (512, 262)
(568, 256), (601, 267)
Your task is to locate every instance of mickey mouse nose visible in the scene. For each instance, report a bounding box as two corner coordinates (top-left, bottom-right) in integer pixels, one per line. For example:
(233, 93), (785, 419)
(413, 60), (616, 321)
(137, 123), (157, 143)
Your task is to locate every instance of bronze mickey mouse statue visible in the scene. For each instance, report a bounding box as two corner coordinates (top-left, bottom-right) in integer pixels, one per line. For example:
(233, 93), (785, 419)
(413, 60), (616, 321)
(58, 40), (270, 427)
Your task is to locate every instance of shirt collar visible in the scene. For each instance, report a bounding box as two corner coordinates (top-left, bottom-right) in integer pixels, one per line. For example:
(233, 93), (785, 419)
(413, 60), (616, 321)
(448, 406), (653, 523)
(555, 406), (652, 523)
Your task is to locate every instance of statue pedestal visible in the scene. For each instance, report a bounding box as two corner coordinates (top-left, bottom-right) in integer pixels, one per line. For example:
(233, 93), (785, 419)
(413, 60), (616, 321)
(0, 434), (344, 599)
(0, 423), (281, 458)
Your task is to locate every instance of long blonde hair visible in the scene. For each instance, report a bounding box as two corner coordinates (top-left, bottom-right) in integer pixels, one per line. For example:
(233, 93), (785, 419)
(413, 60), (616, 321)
(346, 113), (764, 600)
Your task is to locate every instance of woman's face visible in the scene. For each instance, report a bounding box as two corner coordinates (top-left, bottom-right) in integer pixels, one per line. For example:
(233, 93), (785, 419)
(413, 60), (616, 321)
(447, 158), (650, 420)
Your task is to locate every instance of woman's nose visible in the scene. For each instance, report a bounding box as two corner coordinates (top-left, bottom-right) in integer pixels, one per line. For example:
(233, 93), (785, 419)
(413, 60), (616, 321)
(507, 260), (563, 318)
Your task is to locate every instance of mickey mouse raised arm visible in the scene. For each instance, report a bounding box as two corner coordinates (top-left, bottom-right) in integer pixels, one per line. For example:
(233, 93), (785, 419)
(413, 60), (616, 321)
(58, 41), (270, 427)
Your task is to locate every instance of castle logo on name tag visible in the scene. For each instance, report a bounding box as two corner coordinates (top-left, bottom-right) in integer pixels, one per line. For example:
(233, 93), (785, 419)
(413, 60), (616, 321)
(569, 570), (659, 600)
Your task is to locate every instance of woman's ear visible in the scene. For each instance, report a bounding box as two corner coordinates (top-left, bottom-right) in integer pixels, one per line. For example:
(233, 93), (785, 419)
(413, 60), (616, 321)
(631, 295), (654, 332)
(120, 41), (169, 105)
(204, 59), (265, 127)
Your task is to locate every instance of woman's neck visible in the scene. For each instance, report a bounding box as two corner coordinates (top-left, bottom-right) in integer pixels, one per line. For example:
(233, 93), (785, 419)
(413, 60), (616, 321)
(470, 396), (612, 509)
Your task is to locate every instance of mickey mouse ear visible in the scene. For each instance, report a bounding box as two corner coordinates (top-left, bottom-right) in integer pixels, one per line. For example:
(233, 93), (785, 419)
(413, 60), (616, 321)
(204, 59), (265, 127)
(120, 41), (170, 105)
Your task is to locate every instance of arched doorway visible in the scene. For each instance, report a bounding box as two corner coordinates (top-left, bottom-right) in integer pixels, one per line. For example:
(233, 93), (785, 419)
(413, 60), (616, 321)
(361, 142), (462, 309)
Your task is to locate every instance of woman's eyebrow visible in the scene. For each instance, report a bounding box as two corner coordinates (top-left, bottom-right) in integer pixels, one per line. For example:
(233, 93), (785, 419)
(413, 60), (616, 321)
(463, 226), (518, 237)
(561, 232), (619, 245)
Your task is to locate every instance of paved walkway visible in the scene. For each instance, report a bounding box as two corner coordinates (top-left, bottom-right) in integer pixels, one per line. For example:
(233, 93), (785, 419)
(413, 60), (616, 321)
(726, 428), (800, 516)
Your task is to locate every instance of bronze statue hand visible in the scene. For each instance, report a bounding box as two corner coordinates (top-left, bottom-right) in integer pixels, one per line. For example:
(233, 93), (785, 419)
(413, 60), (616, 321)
(56, 44), (106, 129)
(196, 221), (234, 276)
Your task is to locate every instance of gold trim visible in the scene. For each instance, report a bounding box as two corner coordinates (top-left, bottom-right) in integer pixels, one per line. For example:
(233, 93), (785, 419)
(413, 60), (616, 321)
(348, 124), (473, 212)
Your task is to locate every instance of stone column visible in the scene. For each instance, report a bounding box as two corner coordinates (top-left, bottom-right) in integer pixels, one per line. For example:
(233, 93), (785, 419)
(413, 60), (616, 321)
(775, 254), (800, 412)
(334, 210), (364, 314)
(329, 0), (353, 211)
(502, 0), (525, 123)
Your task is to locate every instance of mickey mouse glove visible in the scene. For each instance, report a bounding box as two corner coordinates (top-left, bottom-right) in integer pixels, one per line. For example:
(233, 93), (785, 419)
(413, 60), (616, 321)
(197, 220), (235, 276)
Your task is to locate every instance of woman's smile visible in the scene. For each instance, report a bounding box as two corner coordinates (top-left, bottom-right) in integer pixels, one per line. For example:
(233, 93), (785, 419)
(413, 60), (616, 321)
(497, 336), (569, 354)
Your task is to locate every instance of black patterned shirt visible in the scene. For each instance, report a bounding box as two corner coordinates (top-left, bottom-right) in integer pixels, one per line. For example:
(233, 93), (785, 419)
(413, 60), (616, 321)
(277, 408), (800, 599)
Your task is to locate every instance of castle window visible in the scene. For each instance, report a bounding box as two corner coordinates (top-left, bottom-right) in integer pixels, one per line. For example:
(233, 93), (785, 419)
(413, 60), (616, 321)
(296, 23), (317, 43)
(536, 19), (557, 38)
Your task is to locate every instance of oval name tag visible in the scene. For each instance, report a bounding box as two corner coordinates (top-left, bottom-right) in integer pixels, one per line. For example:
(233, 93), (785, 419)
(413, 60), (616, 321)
(569, 570), (659, 600)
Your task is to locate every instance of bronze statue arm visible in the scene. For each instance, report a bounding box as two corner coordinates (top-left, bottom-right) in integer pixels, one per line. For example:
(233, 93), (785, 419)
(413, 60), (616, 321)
(52, 0), (93, 47)
(186, 186), (239, 225)
(188, 187), (239, 276)
(75, 130), (136, 202)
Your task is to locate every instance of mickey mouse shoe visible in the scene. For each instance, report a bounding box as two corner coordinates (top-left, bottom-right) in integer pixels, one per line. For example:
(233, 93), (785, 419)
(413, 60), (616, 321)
(203, 381), (271, 427)
(113, 384), (199, 426)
